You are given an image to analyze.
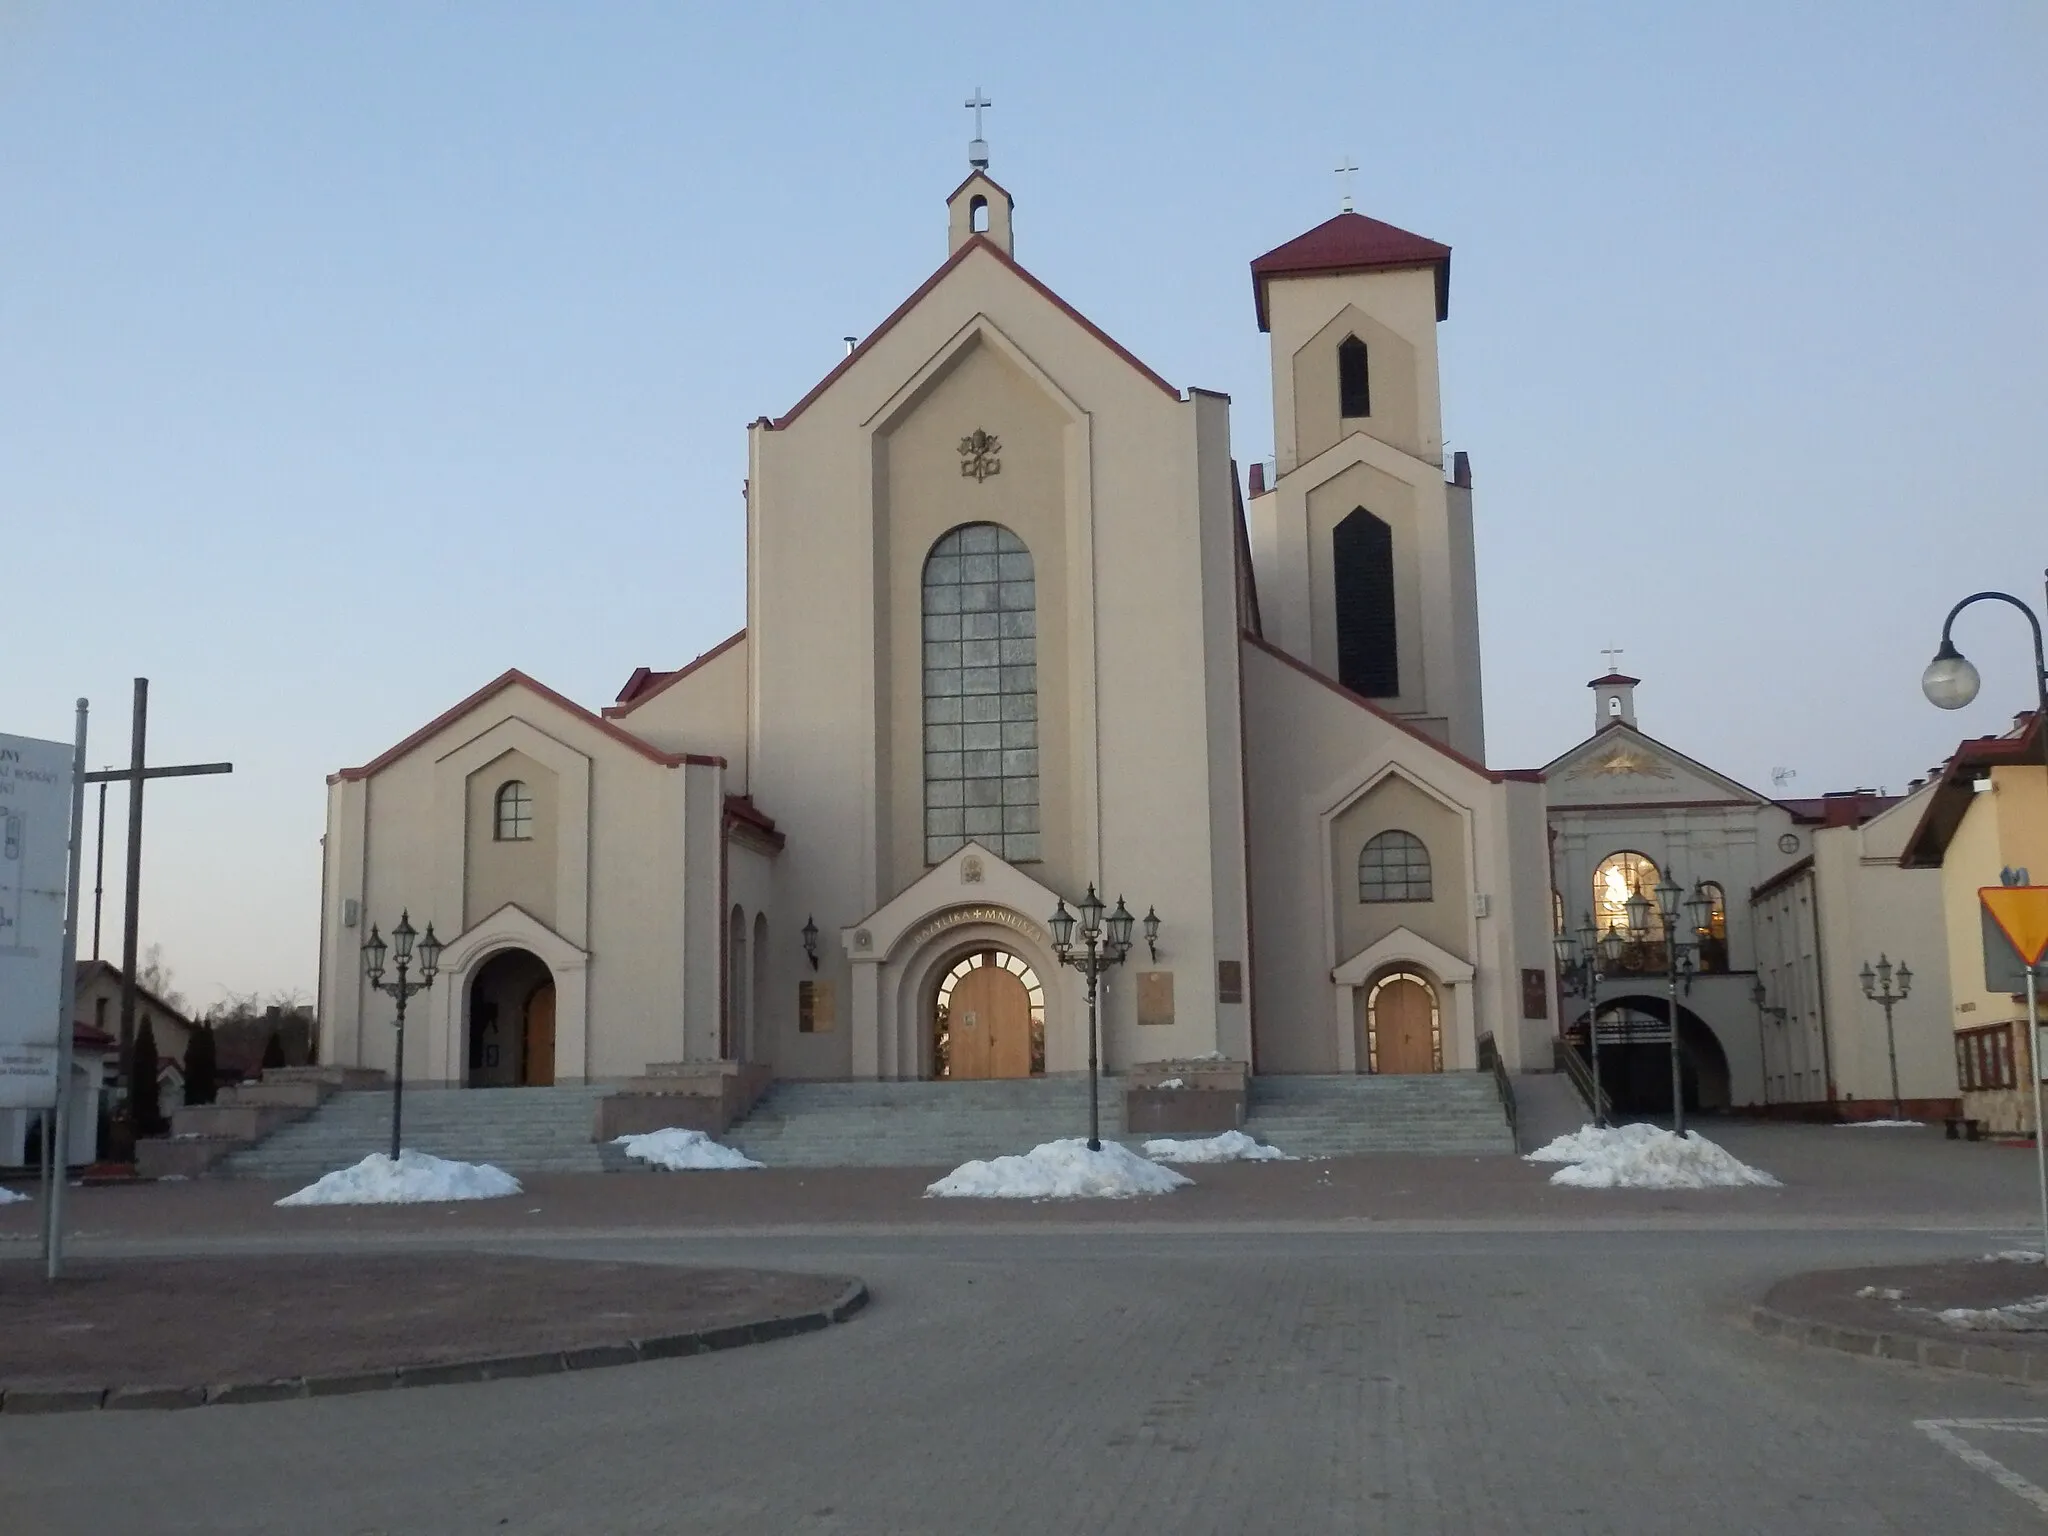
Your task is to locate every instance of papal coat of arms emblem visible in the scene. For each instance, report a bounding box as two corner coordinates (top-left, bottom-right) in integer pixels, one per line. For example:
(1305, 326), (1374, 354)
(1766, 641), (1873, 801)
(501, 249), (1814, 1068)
(958, 429), (1002, 482)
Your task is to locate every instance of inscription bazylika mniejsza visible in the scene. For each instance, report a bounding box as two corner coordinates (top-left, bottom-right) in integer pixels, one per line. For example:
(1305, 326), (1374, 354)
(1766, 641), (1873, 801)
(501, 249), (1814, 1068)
(958, 429), (1001, 482)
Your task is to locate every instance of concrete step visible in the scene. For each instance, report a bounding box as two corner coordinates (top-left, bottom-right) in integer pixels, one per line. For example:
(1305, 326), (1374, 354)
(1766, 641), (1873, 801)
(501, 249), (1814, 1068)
(1240, 1074), (1513, 1157)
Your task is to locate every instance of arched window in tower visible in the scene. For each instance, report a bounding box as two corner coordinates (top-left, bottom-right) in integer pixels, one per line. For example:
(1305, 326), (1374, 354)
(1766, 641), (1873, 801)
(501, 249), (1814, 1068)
(923, 523), (1038, 864)
(969, 194), (989, 233)
(1333, 507), (1398, 697)
(493, 780), (532, 842)
(1360, 830), (1432, 902)
(1593, 849), (1664, 975)
(1338, 335), (1371, 418)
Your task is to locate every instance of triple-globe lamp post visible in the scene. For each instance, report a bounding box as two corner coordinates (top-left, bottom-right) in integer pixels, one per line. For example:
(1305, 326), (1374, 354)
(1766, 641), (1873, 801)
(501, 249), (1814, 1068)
(362, 911), (442, 1163)
(1623, 873), (1714, 1136)
(1922, 572), (2048, 1260)
(1553, 915), (1625, 1128)
(1858, 955), (1913, 1122)
(1048, 885), (1159, 1151)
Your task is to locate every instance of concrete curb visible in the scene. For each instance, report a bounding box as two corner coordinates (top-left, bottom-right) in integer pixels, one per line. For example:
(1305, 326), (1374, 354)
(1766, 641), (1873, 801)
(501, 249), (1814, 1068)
(1749, 1302), (2048, 1383)
(0, 1277), (869, 1414)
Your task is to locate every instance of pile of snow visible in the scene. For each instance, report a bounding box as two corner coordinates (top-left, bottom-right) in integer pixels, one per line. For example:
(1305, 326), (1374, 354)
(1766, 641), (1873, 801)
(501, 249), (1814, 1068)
(613, 1128), (763, 1171)
(1937, 1295), (2048, 1332)
(1154, 1078), (1186, 1090)
(1855, 1285), (1906, 1300)
(276, 1150), (522, 1206)
(1524, 1123), (1780, 1190)
(0, 1186), (29, 1205)
(1839, 1119), (1924, 1128)
(1986, 1250), (2048, 1264)
(1143, 1130), (1292, 1164)
(926, 1139), (1193, 1199)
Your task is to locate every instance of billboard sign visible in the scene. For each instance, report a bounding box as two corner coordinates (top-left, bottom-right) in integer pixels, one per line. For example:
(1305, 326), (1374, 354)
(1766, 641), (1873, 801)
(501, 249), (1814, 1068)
(0, 733), (75, 1108)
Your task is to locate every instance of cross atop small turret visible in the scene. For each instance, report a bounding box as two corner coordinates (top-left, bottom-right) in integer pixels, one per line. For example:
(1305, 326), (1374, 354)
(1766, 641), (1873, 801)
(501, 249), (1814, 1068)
(966, 88), (992, 169)
(1335, 155), (1358, 213)
(1600, 643), (1626, 673)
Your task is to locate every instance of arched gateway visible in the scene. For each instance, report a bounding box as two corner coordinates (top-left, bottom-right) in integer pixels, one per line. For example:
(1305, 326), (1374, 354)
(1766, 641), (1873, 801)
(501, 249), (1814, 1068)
(466, 948), (556, 1087)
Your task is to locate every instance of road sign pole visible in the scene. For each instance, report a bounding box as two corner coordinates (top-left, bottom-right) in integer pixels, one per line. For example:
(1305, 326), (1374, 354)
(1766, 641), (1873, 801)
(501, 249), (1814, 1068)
(2031, 966), (2048, 1268)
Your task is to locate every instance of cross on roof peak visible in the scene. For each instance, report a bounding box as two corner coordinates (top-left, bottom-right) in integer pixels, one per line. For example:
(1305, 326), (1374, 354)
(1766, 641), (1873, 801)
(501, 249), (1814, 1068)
(965, 88), (991, 170)
(1335, 155), (1358, 213)
(1600, 643), (1626, 672)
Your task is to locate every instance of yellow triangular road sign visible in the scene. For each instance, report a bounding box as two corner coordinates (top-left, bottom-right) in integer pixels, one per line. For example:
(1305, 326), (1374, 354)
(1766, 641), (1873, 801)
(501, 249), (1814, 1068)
(1981, 887), (2048, 968)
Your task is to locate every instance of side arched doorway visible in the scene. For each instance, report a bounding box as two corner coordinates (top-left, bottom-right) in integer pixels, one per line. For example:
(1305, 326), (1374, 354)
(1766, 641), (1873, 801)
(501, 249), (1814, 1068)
(1361, 970), (1443, 1074)
(933, 949), (1046, 1080)
(467, 948), (556, 1088)
(1568, 996), (1732, 1116)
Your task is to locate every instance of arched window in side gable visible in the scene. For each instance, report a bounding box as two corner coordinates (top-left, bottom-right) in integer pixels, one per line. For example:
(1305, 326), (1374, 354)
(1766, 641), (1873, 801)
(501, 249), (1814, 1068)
(494, 781), (533, 842)
(1338, 335), (1371, 418)
(1360, 830), (1432, 902)
(1334, 507), (1398, 697)
(923, 522), (1038, 864)
(1696, 880), (1729, 972)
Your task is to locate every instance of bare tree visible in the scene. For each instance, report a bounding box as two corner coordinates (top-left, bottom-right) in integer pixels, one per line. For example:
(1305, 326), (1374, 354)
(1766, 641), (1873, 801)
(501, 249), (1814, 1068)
(137, 943), (187, 1013)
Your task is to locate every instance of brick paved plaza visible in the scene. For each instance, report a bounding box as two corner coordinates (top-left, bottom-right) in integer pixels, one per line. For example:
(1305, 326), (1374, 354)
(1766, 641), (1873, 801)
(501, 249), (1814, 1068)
(4, 1125), (2048, 1533)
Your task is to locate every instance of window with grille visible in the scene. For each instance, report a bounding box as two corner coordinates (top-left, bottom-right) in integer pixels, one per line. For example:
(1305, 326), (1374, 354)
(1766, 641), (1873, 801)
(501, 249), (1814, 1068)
(923, 522), (1039, 864)
(1338, 335), (1371, 418)
(494, 780), (533, 842)
(1333, 507), (1397, 697)
(1360, 830), (1432, 902)
(1957, 1022), (2016, 1091)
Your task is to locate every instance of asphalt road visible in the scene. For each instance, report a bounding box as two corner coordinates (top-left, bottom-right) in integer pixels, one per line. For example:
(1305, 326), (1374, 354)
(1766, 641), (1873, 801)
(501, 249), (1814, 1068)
(4, 1222), (2047, 1534)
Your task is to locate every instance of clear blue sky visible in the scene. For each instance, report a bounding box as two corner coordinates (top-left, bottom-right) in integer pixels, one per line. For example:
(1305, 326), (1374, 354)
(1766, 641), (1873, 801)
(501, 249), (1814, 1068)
(3, 2), (2043, 1009)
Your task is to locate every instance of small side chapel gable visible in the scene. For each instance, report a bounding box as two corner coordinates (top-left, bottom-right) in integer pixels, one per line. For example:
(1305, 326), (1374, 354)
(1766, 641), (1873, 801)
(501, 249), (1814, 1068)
(1539, 722), (1766, 808)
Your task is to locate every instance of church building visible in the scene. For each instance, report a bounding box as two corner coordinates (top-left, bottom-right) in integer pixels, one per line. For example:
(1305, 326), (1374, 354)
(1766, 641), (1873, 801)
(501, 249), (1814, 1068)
(315, 138), (1556, 1102)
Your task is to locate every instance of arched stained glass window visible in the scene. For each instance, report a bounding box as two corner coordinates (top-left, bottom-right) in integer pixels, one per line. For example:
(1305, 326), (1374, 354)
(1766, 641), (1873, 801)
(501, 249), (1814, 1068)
(923, 523), (1038, 863)
(1360, 830), (1432, 902)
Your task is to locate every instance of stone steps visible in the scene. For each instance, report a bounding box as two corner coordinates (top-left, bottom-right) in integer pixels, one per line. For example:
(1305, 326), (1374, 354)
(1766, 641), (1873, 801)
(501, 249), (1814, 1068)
(220, 1086), (615, 1179)
(1241, 1074), (1513, 1156)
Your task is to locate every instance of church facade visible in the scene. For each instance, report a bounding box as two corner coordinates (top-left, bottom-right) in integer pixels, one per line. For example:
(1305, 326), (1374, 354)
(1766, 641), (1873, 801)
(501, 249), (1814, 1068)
(315, 162), (1556, 1095)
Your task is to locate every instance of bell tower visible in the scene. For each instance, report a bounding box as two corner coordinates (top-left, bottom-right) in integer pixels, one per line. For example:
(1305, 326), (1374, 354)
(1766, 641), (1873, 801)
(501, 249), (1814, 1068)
(947, 88), (1014, 256)
(1243, 204), (1486, 761)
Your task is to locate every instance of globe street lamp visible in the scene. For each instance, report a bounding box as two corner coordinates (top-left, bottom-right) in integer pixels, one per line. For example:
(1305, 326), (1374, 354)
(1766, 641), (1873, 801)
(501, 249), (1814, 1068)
(1554, 914), (1621, 1127)
(1626, 871), (1712, 1135)
(1922, 574), (2048, 1259)
(362, 911), (442, 1162)
(1049, 885), (1147, 1151)
(1859, 955), (1913, 1122)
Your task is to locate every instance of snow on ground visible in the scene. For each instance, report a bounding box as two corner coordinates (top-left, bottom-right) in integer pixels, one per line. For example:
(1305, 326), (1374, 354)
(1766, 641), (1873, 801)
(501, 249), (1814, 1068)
(1856, 1285), (1906, 1300)
(276, 1150), (522, 1206)
(613, 1128), (763, 1171)
(1838, 1119), (1924, 1128)
(1154, 1078), (1185, 1090)
(1524, 1122), (1780, 1190)
(1937, 1295), (2048, 1331)
(927, 1139), (1193, 1199)
(1985, 1250), (2047, 1264)
(1143, 1131), (1292, 1164)
(0, 1186), (29, 1205)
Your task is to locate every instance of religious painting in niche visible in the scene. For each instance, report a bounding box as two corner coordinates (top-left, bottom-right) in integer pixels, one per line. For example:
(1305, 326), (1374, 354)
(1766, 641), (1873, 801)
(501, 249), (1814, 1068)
(1593, 850), (1665, 975)
(933, 950), (1044, 1079)
(1333, 507), (1398, 697)
(923, 523), (1039, 865)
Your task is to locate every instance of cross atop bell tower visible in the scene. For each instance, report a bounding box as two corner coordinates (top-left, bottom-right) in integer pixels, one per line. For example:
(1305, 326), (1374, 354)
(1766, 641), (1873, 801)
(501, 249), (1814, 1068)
(965, 88), (992, 169)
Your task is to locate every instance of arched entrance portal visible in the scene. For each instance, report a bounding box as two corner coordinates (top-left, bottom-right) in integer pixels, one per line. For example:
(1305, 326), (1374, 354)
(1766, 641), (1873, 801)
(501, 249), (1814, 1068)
(467, 948), (556, 1088)
(1567, 996), (1732, 1116)
(1361, 969), (1443, 1074)
(934, 949), (1045, 1080)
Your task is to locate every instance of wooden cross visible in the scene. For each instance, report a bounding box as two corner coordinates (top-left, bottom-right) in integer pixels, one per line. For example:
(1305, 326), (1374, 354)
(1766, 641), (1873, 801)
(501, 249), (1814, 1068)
(1336, 156), (1359, 213)
(1600, 644), (1626, 673)
(81, 678), (231, 1151)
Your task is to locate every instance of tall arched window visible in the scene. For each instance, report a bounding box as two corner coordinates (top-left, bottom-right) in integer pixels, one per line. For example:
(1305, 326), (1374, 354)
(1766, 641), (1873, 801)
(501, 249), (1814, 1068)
(493, 781), (532, 841)
(1593, 850), (1664, 974)
(924, 522), (1038, 864)
(1338, 335), (1371, 418)
(1360, 830), (1432, 902)
(1333, 507), (1397, 697)
(1696, 880), (1729, 972)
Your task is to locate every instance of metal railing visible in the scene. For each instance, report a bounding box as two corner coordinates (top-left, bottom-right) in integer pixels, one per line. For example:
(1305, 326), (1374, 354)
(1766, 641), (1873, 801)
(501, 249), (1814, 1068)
(1554, 1036), (1612, 1123)
(1478, 1033), (1517, 1141)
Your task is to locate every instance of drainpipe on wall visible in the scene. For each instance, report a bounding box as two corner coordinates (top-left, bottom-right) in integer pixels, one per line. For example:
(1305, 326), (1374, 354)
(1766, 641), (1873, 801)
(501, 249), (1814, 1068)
(313, 832), (329, 1065)
(1808, 869), (1838, 1105)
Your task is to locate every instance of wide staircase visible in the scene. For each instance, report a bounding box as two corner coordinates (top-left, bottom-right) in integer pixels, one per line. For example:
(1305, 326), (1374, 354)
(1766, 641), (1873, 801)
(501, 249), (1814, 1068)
(1239, 1074), (1514, 1157)
(725, 1077), (1123, 1168)
(221, 1085), (615, 1180)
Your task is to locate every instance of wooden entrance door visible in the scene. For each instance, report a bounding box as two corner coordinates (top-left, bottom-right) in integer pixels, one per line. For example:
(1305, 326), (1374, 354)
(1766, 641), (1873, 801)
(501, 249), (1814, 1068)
(946, 965), (1032, 1080)
(1372, 976), (1438, 1074)
(522, 981), (557, 1086)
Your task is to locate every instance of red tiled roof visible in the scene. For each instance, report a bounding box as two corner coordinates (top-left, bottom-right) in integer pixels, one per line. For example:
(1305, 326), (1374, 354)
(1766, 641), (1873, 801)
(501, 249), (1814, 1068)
(768, 235), (1178, 430)
(1250, 211), (1452, 329)
(1900, 712), (2043, 867)
(724, 793), (785, 851)
(606, 629), (746, 717)
(1777, 793), (1902, 829)
(1588, 673), (1640, 688)
(332, 669), (721, 783)
(71, 1021), (115, 1050)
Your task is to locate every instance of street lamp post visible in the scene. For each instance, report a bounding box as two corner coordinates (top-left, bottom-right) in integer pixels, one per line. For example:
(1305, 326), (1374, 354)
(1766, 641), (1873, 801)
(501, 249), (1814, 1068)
(1859, 955), (1913, 1122)
(1553, 915), (1623, 1128)
(1624, 873), (1711, 1136)
(1048, 886), (1150, 1152)
(1923, 574), (2048, 1262)
(362, 911), (442, 1163)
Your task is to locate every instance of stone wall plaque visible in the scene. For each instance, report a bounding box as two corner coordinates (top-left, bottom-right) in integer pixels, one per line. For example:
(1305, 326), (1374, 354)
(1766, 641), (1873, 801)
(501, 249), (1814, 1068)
(1521, 968), (1548, 1020)
(1216, 960), (1243, 1005)
(798, 979), (837, 1034)
(1137, 970), (1174, 1027)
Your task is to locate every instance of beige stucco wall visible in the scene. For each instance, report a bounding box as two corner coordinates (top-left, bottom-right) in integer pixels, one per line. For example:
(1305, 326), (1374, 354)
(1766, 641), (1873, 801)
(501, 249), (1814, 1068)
(746, 240), (1248, 1077)
(1290, 304), (1422, 466)
(610, 635), (749, 792)
(463, 749), (558, 930)
(317, 685), (715, 1086)
(1265, 268), (1443, 479)
(1331, 772), (1470, 961)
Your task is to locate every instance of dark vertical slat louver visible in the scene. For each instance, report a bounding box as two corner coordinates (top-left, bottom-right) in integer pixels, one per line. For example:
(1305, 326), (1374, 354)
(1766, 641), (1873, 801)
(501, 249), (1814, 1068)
(1334, 507), (1397, 697)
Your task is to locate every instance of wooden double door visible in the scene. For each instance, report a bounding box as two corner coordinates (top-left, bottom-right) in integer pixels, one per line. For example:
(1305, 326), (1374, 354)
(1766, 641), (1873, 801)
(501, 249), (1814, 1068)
(1369, 974), (1440, 1075)
(946, 964), (1033, 1080)
(522, 981), (557, 1087)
